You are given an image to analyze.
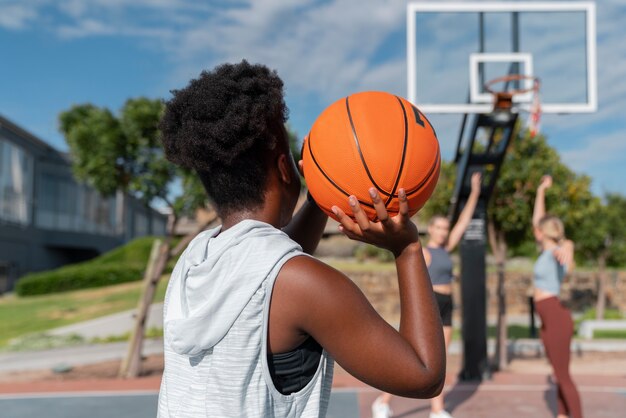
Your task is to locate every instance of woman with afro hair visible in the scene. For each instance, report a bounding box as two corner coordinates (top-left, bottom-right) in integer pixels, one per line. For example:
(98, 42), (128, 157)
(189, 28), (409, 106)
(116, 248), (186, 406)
(157, 60), (445, 418)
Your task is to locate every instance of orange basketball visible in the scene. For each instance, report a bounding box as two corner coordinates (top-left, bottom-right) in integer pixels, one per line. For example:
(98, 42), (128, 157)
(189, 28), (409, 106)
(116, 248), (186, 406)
(302, 91), (440, 222)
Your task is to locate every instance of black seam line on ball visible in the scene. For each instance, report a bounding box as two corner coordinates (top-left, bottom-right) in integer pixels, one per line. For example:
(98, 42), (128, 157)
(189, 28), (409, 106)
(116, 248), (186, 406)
(345, 96), (391, 198)
(385, 96), (409, 207)
(403, 146), (441, 196)
(381, 145), (440, 198)
(307, 132), (375, 210)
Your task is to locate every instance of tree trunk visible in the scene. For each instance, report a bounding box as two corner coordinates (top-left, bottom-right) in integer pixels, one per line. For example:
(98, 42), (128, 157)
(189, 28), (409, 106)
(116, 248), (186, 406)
(488, 221), (508, 371)
(596, 253), (607, 321)
(119, 212), (217, 378)
(116, 190), (126, 238)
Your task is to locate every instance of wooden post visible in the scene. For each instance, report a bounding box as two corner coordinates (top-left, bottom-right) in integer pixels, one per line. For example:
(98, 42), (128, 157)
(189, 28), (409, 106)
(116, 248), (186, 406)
(488, 222), (508, 371)
(119, 239), (163, 378)
(596, 253), (607, 321)
(119, 209), (218, 378)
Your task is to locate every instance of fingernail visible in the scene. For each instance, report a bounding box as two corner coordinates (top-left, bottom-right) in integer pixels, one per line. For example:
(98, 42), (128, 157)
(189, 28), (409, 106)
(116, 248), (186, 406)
(349, 196), (357, 206)
(331, 206), (339, 215)
(369, 188), (377, 198)
(399, 188), (406, 198)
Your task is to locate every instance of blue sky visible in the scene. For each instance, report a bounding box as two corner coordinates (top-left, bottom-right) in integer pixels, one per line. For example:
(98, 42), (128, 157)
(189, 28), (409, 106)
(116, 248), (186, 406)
(1, 0), (625, 196)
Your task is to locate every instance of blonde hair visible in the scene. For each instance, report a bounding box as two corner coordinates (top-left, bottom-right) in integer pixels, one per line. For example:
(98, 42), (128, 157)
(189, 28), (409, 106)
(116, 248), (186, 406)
(428, 214), (449, 227)
(538, 215), (565, 243)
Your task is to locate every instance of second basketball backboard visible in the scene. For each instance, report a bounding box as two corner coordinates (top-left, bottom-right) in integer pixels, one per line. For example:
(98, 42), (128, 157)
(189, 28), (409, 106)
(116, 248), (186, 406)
(407, 1), (597, 114)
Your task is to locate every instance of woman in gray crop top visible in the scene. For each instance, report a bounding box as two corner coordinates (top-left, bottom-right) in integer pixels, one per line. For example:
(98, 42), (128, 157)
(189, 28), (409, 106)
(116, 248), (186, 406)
(373, 173), (482, 418)
(532, 175), (582, 418)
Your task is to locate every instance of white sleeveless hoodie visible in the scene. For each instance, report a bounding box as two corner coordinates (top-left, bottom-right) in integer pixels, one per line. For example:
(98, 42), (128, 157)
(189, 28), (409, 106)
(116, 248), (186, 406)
(157, 220), (334, 418)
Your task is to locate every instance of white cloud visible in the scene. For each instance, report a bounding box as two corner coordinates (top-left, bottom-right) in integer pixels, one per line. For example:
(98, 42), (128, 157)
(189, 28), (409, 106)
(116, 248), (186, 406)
(0, 3), (38, 30)
(561, 130), (626, 172)
(3, 0), (626, 193)
(166, 0), (407, 100)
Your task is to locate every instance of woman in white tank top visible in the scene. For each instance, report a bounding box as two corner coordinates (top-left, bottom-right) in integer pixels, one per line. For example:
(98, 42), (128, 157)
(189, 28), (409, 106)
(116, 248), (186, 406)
(158, 61), (446, 417)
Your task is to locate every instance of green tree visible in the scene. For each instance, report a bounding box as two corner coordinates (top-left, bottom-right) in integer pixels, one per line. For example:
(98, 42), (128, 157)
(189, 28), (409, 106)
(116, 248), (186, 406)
(287, 123), (302, 162)
(489, 130), (598, 253)
(59, 98), (212, 378)
(419, 159), (456, 222)
(576, 194), (626, 319)
(604, 194), (626, 267)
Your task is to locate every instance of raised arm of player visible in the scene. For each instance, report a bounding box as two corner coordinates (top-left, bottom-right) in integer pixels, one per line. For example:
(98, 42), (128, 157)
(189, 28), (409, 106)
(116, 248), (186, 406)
(446, 172), (481, 252)
(533, 175), (552, 240)
(271, 188), (446, 398)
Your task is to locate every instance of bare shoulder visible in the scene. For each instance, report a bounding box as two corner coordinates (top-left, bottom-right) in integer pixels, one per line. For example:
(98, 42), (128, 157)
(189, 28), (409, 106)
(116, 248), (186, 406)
(269, 255), (350, 353)
(276, 255), (362, 307)
(274, 255), (384, 335)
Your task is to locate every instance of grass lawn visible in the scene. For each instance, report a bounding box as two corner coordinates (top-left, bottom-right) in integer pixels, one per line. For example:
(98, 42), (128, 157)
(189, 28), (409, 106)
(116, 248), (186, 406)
(0, 278), (169, 347)
(593, 329), (626, 339)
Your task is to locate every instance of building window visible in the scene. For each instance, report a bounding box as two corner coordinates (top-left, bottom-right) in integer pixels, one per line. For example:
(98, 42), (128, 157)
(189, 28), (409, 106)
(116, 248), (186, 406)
(35, 174), (117, 235)
(0, 139), (33, 225)
(133, 210), (149, 237)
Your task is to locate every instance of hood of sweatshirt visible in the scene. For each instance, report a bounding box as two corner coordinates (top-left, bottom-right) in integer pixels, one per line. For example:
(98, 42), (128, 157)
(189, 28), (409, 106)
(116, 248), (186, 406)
(164, 219), (302, 357)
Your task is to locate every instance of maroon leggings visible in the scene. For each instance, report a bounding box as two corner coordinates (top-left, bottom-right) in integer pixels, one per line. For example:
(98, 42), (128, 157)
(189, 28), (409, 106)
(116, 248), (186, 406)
(536, 296), (583, 418)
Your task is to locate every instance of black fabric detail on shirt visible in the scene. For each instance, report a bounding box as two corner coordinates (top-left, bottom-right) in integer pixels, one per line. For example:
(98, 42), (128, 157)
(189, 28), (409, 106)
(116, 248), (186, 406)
(268, 336), (323, 395)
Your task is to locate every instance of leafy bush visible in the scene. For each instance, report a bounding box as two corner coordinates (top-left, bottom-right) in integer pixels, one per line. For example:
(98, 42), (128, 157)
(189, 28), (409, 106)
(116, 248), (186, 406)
(14, 237), (169, 296)
(15, 264), (144, 296)
(89, 236), (158, 266)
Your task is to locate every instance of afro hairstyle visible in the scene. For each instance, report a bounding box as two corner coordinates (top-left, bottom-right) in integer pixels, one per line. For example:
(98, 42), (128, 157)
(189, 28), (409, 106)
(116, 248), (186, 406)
(160, 60), (288, 215)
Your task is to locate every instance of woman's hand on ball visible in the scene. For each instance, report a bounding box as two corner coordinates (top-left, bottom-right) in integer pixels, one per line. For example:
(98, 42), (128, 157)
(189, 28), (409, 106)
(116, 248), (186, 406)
(332, 188), (419, 258)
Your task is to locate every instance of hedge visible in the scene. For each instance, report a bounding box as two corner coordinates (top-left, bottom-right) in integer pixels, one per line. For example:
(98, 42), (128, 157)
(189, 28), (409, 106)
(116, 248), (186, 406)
(13, 236), (182, 297)
(15, 264), (144, 296)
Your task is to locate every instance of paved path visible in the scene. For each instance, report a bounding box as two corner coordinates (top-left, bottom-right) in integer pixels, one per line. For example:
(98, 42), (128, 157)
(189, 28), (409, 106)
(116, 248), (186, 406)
(0, 340), (164, 373)
(48, 304), (164, 340)
(2, 337), (625, 375)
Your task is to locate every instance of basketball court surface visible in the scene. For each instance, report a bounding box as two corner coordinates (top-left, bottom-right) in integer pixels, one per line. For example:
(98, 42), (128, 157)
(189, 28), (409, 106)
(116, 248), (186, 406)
(1, 365), (625, 418)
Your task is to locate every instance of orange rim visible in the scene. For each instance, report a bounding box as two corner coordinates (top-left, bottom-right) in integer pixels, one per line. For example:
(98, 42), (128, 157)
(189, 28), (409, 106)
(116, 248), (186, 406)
(484, 74), (540, 97)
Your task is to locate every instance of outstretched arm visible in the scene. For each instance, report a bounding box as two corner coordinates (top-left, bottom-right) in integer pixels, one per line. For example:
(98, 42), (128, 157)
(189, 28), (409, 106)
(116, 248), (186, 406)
(446, 173), (481, 252)
(533, 175), (552, 228)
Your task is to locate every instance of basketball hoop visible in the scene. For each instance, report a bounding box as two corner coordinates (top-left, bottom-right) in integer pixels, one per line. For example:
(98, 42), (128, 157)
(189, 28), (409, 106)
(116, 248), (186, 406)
(484, 75), (542, 137)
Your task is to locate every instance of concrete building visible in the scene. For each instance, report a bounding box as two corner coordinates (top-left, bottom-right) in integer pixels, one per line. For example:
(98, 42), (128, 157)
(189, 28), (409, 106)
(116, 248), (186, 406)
(0, 115), (167, 292)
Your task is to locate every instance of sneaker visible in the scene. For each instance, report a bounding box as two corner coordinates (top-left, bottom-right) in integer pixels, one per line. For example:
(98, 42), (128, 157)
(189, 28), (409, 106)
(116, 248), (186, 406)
(429, 410), (453, 418)
(372, 396), (393, 418)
